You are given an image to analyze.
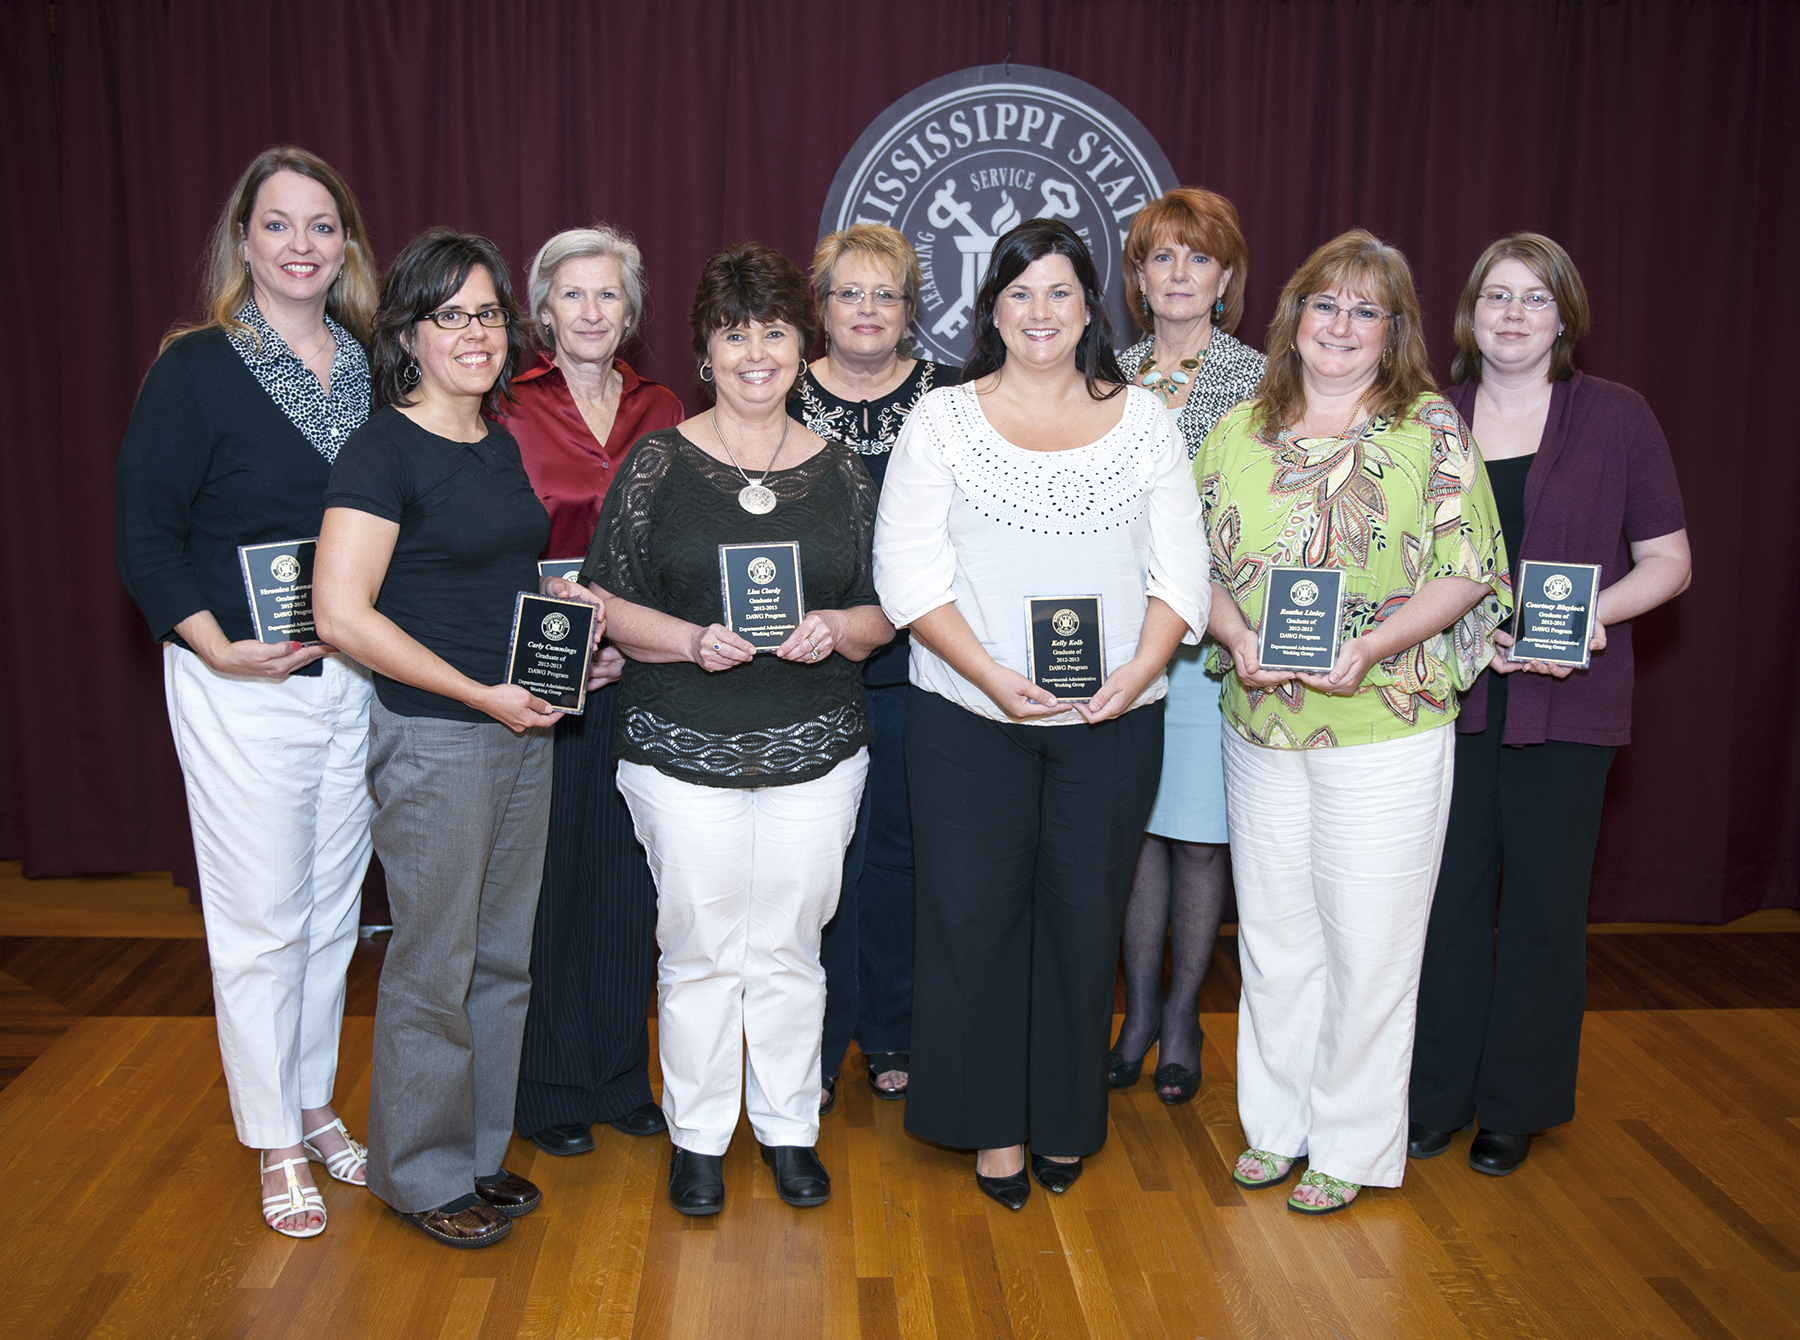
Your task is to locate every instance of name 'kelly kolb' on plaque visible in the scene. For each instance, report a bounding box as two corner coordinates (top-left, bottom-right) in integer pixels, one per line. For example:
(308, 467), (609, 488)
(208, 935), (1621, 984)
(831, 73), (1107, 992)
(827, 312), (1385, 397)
(239, 538), (321, 645)
(720, 542), (805, 652)
(504, 592), (598, 714)
(1510, 560), (1601, 668)
(1025, 596), (1105, 701)
(1257, 566), (1346, 674)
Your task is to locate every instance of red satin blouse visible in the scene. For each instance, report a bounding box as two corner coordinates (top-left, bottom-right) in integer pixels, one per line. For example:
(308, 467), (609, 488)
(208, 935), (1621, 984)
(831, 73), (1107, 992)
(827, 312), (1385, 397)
(498, 352), (685, 560)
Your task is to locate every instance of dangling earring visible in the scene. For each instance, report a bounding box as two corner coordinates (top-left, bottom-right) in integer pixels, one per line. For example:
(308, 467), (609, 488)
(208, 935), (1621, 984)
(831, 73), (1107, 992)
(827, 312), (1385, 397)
(400, 357), (421, 390)
(699, 361), (714, 382)
(1140, 293), (1151, 317)
(1214, 297), (1226, 320)
(1381, 344), (1394, 369)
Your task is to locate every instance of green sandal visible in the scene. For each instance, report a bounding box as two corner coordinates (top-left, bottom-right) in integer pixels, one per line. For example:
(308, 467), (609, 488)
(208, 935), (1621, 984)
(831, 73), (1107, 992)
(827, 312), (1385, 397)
(1232, 1149), (1296, 1190)
(1286, 1169), (1360, 1215)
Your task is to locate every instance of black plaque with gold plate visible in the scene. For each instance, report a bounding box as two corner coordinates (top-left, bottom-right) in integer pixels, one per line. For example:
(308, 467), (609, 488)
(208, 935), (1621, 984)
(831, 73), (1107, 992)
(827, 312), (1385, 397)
(1025, 596), (1106, 701)
(719, 542), (805, 652)
(1257, 566), (1345, 674)
(1509, 561), (1601, 668)
(537, 557), (584, 585)
(504, 592), (598, 713)
(238, 538), (322, 645)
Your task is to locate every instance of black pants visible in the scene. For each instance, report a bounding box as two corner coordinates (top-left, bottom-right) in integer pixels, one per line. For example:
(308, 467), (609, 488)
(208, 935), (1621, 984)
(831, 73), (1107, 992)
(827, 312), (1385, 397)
(513, 682), (660, 1134)
(1409, 675), (1616, 1135)
(904, 689), (1163, 1156)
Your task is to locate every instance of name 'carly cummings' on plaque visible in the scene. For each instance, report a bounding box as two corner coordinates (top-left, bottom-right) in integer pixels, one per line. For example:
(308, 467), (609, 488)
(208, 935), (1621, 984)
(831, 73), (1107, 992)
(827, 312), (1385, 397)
(504, 592), (597, 714)
(818, 65), (1176, 367)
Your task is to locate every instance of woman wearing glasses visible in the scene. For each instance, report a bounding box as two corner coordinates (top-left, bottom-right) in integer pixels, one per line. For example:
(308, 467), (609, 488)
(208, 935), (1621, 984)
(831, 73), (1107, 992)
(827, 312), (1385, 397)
(1198, 230), (1508, 1214)
(1408, 235), (1689, 1177)
(316, 229), (591, 1247)
(789, 224), (959, 1112)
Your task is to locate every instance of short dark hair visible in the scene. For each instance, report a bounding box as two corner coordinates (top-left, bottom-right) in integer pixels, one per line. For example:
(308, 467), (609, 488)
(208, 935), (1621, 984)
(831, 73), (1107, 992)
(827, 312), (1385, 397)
(369, 227), (528, 415)
(961, 219), (1123, 399)
(688, 242), (817, 397)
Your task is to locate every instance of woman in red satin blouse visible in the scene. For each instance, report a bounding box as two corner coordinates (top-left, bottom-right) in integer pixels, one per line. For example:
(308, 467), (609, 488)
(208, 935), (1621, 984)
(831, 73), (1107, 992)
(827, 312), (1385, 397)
(504, 225), (685, 1156)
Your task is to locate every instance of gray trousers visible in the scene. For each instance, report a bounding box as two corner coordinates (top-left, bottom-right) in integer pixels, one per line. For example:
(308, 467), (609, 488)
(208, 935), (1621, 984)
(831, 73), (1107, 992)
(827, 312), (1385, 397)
(363, 700), (553, 1213)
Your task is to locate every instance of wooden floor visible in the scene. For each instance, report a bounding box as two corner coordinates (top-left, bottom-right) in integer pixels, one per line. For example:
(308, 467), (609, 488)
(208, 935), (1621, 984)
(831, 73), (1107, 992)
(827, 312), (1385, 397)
(1, 864), (1797, 1339)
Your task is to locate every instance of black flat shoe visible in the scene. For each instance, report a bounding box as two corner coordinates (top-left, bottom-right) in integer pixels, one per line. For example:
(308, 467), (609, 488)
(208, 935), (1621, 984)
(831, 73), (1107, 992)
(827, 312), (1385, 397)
(760, 1144), (831, 1207)
(975, 1168), (1031, 1211)
(820, 1075), (838, 1116)
(1154, 1061), (1200, 1105)
(1406, 1122), (1455, 1160)
(528, 1122), (594, 1156)
(606, 1101), (668, 1137)
(1030, 1155), (1083, 1194)
(1107, 1024), (1159, 1090)
(865, 1052), (909, 1101)
(668, 1147), (725, 1215)
(1469, 1130), (1532, 1176)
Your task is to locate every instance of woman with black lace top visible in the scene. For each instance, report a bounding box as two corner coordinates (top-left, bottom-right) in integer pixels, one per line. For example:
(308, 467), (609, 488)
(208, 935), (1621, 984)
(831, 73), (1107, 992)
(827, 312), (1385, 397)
(582, 243), (893, 1217)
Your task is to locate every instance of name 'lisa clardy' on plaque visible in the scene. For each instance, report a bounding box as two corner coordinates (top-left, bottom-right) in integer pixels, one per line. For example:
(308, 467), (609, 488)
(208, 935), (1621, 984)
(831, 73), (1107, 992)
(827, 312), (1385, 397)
(504, 592), (598, 714)
(719, 541), (805, 652)
(1025, 595), (1106, 701)
(1510, 560), (1601, 668)
(239, 537), (322, 645)
(1257, 566), (1346, 674)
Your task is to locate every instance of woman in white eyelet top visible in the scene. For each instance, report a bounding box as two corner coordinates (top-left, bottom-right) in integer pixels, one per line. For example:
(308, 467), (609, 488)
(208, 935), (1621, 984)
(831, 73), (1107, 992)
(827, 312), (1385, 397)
(870, 219), (1208, 1210)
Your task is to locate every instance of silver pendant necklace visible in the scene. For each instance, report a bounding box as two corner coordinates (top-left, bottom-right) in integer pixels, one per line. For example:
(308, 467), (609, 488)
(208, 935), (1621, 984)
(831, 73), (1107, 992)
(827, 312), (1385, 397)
(712, 411), (788, 514)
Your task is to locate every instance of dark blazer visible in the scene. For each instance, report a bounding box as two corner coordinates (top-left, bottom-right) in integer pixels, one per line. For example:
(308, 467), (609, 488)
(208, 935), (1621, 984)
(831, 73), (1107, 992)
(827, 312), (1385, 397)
(1453, 371), (1686, 746)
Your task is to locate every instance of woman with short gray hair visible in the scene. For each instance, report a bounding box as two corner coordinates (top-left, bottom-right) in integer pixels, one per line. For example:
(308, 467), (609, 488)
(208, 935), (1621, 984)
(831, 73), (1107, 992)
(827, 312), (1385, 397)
(504, 223), (685, 1158)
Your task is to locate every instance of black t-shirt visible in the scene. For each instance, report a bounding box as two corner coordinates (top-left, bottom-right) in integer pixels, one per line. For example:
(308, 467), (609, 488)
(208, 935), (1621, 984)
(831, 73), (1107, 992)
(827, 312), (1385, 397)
(581, 429), (880, 788)
(1484, 452), (1533, 713)
(324, 407), (550, 722)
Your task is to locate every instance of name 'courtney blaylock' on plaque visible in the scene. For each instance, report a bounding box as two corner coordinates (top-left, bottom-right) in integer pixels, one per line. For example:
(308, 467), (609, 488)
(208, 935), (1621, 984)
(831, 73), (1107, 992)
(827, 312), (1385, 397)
(504, 593), (597, 714)
(238, 538), (321, 645)
(1257, 567), (1346, 674)
(719, 542), (805, 652)
(1510, 560), (1601, 668)
(1025, 596), (1105, 701)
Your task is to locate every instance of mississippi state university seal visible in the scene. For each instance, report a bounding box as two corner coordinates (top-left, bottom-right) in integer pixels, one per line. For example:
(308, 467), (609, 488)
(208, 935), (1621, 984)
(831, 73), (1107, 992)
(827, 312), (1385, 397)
(819, 65), (1176, 367)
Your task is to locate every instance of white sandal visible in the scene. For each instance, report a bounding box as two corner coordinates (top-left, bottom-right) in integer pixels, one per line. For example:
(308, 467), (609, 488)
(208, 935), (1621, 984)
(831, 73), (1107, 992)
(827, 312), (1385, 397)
(301, 1117), (368, 1186)
(261, 1155), (327, 1238)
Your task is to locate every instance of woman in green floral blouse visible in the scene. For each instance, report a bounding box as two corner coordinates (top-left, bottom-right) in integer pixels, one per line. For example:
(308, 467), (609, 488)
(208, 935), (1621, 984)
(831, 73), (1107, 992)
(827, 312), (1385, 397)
(1196, 230), (1510, 1215)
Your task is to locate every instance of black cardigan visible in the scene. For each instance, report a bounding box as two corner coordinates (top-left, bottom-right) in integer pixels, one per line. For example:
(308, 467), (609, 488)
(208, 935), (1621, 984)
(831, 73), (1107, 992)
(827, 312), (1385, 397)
(116, 327), (351, 668)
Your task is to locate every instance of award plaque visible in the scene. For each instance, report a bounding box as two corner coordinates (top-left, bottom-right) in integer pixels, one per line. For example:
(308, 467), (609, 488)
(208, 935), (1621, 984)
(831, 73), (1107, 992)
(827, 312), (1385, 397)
(719, 542), (805, 651)
(1257, 566), (1346, 674)
(1025, 596), (1106, 701)
(1510, 561), (1601, 668)
(504, 593), (598, 713)
(238, 538), (321, 645)
(537, 557), (584, 584)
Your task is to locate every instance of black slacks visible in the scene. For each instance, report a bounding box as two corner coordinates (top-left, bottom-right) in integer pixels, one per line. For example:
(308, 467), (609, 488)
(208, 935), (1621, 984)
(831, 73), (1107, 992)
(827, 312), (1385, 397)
(513, 682), (660, 1134)
(904, 688), (1163, 1156)
(1409, 675), (1617, 1135)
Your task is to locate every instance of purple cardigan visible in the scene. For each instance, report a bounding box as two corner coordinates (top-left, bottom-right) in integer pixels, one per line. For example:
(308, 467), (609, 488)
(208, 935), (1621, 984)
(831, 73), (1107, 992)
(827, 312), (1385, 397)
(1454, 372), (1686, 746)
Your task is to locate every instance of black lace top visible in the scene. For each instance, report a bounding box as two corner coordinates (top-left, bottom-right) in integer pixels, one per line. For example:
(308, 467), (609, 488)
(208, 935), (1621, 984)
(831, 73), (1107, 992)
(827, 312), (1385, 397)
(580, 429), (880, 788)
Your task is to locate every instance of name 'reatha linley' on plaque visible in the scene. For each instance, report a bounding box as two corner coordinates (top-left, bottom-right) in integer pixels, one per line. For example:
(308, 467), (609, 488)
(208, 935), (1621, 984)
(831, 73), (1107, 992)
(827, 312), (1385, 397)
(1025, 596), (1106, 701)
(1257, 566), (1346, 674)
(719, 542), (805, 652)
(238, 538), (321, 645)
(1510, 560), (1601, 668)
(504, 593), (597, 713)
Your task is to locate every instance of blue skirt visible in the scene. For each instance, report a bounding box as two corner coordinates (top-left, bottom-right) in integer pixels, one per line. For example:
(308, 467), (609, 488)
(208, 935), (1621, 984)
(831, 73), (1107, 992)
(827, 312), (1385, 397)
(1144, 642), (1230, 844)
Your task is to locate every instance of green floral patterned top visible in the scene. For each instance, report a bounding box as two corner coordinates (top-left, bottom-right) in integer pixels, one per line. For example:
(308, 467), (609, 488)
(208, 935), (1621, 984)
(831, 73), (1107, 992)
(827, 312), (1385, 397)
(1197, 393), (1511, 748)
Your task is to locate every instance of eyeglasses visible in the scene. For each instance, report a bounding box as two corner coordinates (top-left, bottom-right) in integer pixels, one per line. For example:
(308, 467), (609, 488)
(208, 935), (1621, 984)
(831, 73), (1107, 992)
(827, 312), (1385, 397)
(1479, 288), (1556, 312)
(831, 286), (904, 308)
(1304, 297), (1391, 326)
(422, 307), (510, 329)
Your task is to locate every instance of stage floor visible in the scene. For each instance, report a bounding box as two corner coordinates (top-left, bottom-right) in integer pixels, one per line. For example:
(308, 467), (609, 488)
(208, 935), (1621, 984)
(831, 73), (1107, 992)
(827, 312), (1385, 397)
(1, 864), (1797, 1339)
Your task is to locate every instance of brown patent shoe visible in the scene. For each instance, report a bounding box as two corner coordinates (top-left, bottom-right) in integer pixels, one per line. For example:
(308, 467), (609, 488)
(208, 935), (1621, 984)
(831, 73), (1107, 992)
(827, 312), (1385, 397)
(395, 1195), (512, 1248)
(474, 1169), (542, 1217)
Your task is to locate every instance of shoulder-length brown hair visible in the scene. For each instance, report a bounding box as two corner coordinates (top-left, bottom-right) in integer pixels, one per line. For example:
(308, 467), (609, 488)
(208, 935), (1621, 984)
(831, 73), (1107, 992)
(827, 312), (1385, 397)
(1450, 232), (1591, 385)
(1120, 188), (1250, 336)
(1253, 229), (1433, 433)
(161, 146), (377, 354)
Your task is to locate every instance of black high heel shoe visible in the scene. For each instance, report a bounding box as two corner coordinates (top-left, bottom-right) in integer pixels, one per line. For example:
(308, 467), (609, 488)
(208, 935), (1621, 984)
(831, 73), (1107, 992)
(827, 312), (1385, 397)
(1107, 1023), (1160, 1089)
(1030, 1155), (1083, 1194)
(975, 1167), (1031, 1211)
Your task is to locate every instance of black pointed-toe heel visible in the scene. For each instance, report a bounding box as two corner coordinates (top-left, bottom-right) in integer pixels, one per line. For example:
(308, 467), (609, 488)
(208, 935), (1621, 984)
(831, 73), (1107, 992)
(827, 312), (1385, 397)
(1154, 1061), (1201, 1106)
(975, 1168), (1031, 1210)
(1107, 1024), (1160, 1089)
(1029, 1155), (1083, 1194)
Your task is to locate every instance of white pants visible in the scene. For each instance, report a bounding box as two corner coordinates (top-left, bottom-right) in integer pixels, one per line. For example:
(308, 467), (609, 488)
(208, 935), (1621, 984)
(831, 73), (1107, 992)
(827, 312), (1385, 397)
(163, 645), (375, 1148)
(1222, 724), (1455, 1187)
(617, 752), (867, 1155)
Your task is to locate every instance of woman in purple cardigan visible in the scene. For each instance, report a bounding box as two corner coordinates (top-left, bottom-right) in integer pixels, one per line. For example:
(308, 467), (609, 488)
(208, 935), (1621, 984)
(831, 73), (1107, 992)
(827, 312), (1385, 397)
(1407, 234), (1691, 1176)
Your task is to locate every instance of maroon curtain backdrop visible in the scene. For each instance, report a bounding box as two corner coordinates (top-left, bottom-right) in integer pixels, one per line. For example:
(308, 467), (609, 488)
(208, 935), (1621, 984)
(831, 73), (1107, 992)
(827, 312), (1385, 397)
(4, 0), (1795, 921)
